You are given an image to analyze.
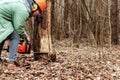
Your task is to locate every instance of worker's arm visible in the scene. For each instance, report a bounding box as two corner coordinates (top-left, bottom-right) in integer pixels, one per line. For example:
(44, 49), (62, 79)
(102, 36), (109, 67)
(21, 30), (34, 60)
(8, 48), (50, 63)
(13, 9), (29, 38)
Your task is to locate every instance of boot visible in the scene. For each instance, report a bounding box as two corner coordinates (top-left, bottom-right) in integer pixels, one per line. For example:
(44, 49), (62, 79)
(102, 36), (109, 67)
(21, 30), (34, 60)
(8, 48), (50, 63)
(7, 61), (20, 70)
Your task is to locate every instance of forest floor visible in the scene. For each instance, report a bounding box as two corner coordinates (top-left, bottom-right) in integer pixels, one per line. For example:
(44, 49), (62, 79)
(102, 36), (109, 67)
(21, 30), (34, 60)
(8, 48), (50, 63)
(0, 40), (120, 80)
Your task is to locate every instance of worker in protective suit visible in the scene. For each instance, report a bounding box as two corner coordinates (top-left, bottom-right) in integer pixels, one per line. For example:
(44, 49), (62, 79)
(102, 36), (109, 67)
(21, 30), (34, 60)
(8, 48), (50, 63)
(0, 0), (46, 70)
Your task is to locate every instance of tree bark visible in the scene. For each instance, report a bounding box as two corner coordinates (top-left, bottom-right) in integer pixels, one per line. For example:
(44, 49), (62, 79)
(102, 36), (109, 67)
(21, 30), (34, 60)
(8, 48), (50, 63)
(110, 0), (119, 44)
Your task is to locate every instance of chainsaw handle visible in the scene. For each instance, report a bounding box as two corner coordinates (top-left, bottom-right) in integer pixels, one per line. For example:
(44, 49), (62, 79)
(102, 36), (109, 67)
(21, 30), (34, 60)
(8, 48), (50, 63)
(19, 39), (29, 44)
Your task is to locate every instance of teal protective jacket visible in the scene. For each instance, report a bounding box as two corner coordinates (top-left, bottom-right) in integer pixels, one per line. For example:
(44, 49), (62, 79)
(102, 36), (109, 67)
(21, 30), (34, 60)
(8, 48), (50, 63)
(0, 0), (30, 43)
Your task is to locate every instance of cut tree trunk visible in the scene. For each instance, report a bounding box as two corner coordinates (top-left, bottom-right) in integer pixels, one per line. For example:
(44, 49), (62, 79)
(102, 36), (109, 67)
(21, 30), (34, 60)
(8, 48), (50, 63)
(33, 0), (56, 61)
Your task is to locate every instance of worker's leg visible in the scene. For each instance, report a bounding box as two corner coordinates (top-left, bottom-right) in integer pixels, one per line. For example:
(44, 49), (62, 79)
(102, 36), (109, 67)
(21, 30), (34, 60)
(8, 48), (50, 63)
(7, 31), (20, 69)
(8, 31), (20, 62)
(0, 41), (5, 61)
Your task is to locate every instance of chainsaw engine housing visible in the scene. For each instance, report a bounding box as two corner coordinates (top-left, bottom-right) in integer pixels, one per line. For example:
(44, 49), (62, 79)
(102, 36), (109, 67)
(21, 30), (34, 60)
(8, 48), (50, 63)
(18, 40), (31, 54)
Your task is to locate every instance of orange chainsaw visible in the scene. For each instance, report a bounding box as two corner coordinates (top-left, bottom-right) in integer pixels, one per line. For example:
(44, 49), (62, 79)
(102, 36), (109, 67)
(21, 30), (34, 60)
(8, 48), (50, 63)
(17, 40), (31, 54)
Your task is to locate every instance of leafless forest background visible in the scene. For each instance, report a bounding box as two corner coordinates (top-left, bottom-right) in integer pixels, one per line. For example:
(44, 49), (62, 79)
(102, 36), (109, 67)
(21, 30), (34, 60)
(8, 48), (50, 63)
(51, 0), (120, 47)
